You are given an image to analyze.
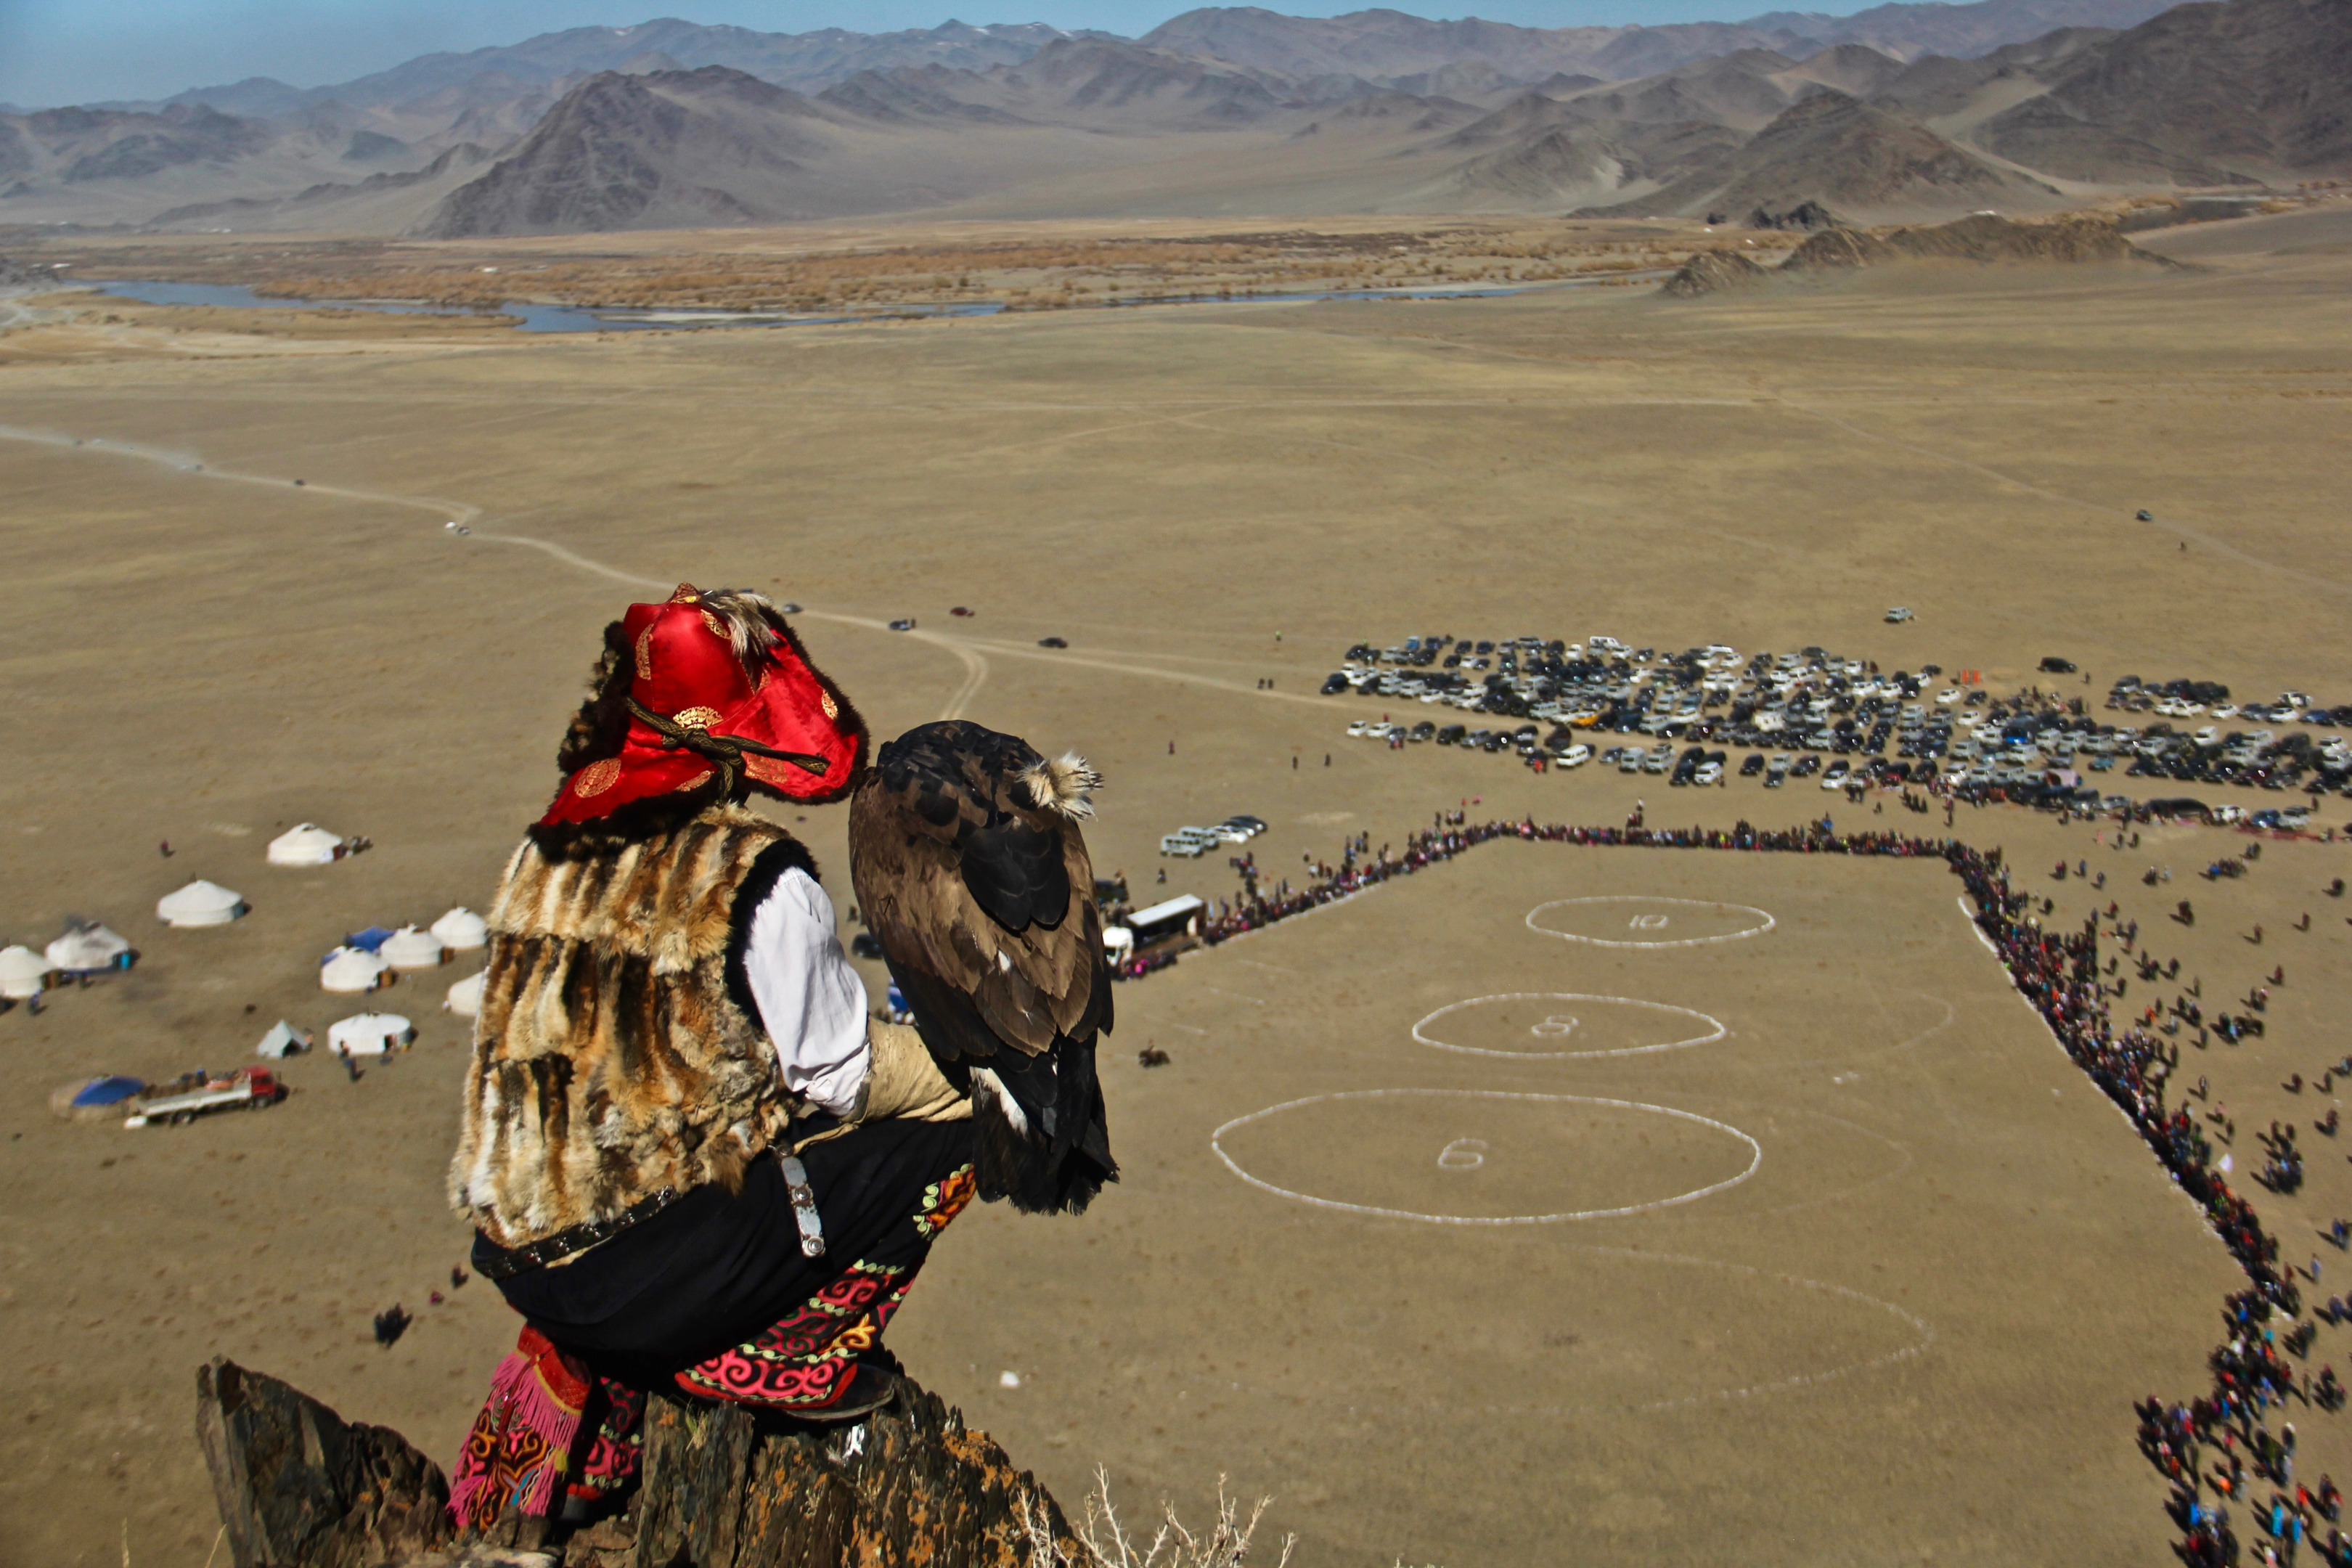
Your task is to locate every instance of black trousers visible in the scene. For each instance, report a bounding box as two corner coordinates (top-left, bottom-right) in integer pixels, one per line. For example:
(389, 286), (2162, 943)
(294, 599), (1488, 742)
(478, 1119), (975, 1386)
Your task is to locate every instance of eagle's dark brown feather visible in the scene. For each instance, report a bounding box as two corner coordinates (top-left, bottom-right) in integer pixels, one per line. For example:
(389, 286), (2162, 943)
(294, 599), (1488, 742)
(848, 719), (1114, 1214)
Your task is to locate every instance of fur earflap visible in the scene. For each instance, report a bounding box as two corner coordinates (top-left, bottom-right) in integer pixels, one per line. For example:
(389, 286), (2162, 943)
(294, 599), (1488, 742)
(1017, 753), (1102, 820)
(554, 619), (636, 777)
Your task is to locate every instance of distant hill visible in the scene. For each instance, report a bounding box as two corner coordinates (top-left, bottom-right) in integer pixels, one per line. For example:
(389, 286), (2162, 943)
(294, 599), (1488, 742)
(1579, 89), (2059, 221)
(6, 0), (2345, 235)
(1743, 0), (2180, 57)
(1972, 0), (2352, 182)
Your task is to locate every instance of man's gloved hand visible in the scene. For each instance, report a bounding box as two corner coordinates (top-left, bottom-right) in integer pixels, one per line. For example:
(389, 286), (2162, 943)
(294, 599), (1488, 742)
(858, 1020), (971, 1123)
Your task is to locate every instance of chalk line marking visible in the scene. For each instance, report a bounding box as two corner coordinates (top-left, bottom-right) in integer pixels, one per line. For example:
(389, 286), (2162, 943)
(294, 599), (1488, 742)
(1527, 895), (1775, 949)
(1212, 1088), (1761, 1224)
(1437, 1138), (1488, 1170)
(1413, 992), (1728, 1060)
(1202, 1244), (1935, 1418)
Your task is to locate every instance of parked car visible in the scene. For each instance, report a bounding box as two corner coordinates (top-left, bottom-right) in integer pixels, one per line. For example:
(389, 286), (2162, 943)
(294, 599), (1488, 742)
(888, 618), (917, 632)
(2039, 656), (2078, 674)
(1040, 636), (1070, 649)
(1320, 672), (1347, 693)
(1556, 743), (1592, 768)
(1410, 721), (1437, 742)
(1885, 607), (1914, 624)
(1740, 754), (1766, 777)
(1222, 815), (1267, 837)
(1694, 761), (1723, 785)
(950, 606), (975, 618)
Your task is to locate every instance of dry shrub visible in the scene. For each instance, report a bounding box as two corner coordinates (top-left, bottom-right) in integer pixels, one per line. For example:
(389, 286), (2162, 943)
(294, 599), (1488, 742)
(1077, 1470), (1294, 1568)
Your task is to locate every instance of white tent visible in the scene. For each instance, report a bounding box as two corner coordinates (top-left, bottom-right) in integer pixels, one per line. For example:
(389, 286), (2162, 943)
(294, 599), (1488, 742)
(380, 926), (447, 970)
(266, 823), (346, 867)
(1102, 926), (1135, 960)
(430, 907), (489, 951)
(0, 944), (56, 1000)
(46, 922), (131, 974)
(444, 971), (486, 1018)
(319, 945), (390, 994)
(328, 1012), (412, 1055)
(256, 1021), (312, 1058)
(157, 880), (245, 928)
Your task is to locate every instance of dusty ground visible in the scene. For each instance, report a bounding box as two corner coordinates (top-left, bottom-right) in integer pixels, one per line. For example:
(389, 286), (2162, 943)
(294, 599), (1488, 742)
(1, 207), (2348, 1567)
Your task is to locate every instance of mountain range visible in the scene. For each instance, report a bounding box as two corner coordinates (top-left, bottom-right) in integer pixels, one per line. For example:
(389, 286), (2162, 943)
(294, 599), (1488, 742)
(0, 0), (2342, 237)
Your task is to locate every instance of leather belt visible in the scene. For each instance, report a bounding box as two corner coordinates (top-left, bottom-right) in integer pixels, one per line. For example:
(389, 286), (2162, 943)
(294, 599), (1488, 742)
(473, 1187), (682, 1281)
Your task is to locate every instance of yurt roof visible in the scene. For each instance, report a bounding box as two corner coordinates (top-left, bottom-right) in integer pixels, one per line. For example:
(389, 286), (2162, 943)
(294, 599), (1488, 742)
(444, 971), (486, 1018)
(381, 926), (446, 969)
(0, 944), (56, 995)
(328, 1012), (412, 1053)
(319, 946), (388, 992)
(266, 823), (343, 865)
(157, 880), (245, 926)
(430, 907), (489, 950)
(46, 923), (131, 970)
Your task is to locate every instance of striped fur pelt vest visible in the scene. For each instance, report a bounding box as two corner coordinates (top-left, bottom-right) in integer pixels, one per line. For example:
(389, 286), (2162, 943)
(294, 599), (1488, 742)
(449, 804), (818, 1250)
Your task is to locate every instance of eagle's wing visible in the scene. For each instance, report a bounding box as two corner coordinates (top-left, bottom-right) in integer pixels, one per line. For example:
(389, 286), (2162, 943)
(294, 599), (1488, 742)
(847, 720), (1116, 1214)
(848, 758), (1108, 1065)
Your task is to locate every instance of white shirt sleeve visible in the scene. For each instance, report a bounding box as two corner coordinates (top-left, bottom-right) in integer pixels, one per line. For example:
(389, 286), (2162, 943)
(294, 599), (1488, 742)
(742, 867), (870, 1117)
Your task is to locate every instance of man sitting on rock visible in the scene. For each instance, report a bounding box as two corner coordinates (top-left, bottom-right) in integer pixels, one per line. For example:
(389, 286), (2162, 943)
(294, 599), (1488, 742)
(446, 585), (973, 1533)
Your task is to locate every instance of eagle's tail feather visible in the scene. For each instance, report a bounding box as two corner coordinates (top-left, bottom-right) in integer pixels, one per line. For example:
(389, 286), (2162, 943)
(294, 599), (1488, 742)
(969, 1045), (1117, 1214)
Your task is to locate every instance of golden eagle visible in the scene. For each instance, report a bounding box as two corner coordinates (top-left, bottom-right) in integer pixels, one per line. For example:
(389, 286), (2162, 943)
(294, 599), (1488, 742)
(848, 719), (1116, 1213)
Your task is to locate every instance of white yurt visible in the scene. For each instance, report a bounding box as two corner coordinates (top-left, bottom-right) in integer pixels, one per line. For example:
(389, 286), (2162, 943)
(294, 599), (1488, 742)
(319, 945), (390, 994)
(256, 1020), (313, 1058)
(380, 926), (447, 970)
(0, 944), (57, 1000)
(157, 880), (245, 928)
(266, 823), (346, 866)
(328, 1012), (413, 1055)
(444, 970), (486, 1018)
(46, 921), (132, 975)
(430, 907), (489, 951)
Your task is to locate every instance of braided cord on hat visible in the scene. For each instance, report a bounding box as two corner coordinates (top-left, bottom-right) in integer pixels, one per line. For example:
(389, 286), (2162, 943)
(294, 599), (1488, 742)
(624, 698), (832, 795)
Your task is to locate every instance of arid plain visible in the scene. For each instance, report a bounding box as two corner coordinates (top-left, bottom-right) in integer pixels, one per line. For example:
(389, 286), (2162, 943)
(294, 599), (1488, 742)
(2, 208), (2350, 1567)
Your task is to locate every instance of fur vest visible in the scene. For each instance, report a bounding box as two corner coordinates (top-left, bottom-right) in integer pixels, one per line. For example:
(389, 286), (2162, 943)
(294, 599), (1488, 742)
(449, 804), (817, 1250)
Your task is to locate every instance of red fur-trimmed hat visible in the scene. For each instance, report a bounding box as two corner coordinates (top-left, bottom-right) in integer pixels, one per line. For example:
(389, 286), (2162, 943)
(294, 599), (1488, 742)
(539, 585), (865, 828)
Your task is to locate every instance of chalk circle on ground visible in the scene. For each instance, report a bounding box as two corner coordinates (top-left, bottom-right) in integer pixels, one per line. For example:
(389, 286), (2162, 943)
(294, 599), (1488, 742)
(1527, 895), (1775, 949)
(1413, 992), (1728, 1059)
(1212, 1089), (1761, 1224)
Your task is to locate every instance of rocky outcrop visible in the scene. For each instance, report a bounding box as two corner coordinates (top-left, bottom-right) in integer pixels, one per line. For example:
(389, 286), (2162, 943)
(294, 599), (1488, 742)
(1663, 211), (2171, 296)
(1778, 211), (2171, 271)
(197, 1359), (453, 1568)
(199, 1359), (1088, 1568)
(1747, 198), (1841, 228)
(1661, 248), (1775, 295)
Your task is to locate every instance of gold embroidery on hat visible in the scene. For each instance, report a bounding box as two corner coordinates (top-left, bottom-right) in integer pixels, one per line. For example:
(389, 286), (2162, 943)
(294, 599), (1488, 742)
(820, 690), (838, 720)
(744, 754), (798, 786)
(700, 609), (724, 639)
(679, 770), (713, 792)
(671, 706), (722, 729)
(669, 584), (700, 604)
(573, 758), (623, 799)
(634, 625), (656, 679)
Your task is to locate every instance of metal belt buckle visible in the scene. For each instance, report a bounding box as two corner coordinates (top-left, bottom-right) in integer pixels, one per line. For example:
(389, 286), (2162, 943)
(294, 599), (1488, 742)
(780, 1155), (825, 1258)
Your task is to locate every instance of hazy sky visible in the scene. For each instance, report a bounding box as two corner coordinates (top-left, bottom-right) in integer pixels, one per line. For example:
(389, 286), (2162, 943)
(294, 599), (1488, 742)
(0, 0), (1846, 108)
